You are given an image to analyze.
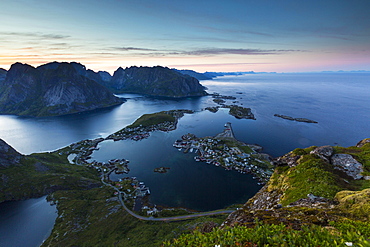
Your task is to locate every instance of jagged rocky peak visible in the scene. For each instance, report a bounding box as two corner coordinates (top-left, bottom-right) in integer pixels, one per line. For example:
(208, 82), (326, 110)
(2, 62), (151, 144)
(98, 71), (111, 82)
(38, 61), (111, 85)
(0, 138), (22, 168)
(109, 65), (207, 97)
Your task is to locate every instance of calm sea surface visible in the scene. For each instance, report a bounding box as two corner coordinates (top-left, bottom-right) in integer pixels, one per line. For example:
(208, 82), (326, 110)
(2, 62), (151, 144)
(0, 196), (57, 247)
(0, 73), (369, 245)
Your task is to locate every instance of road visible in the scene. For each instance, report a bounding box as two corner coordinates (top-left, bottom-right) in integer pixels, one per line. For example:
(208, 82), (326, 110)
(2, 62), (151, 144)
(101, 177), (234, 222)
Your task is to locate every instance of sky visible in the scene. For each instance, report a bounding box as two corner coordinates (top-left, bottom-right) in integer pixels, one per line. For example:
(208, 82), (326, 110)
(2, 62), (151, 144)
(1, 0), (370, 73)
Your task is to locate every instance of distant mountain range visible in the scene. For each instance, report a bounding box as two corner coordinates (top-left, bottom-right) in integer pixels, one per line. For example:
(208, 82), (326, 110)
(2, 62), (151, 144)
(0, 62), (208, 117)
(175, 69), (257, 80)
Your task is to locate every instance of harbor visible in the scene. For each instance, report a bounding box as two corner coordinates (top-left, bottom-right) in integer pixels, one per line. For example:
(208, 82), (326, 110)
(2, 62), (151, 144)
(173, 123), (273, 184)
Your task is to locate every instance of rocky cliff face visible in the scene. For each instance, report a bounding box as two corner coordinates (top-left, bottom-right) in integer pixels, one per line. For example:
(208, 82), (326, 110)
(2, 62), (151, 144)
(0, 62), (123, 117)
(0, 138), (22, 168)
(109, 66), (207, 97)
(0, 68), (7, 83)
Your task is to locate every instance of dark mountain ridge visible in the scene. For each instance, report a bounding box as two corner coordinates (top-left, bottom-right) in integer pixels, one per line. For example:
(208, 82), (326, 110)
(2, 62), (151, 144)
(108, 66), (207, 97)
(0, 62), (123, 117)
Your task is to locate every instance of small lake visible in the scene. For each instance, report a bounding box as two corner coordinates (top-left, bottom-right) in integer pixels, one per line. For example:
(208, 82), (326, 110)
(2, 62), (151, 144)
(0, 196), (57, 247)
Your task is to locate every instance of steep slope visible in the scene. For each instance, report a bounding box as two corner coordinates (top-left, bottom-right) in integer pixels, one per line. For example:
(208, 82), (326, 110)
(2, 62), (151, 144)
(0, 62), (123, 117)
(0, 138), (23, 168)
(109, 66), (207, 97)
(0, 138), (100, 203)
(0, 68), (7, 83)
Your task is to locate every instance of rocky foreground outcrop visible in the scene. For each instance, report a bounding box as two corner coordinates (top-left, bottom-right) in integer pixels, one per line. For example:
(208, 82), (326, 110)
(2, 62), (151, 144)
(108, 66), (207, 97)
(0, 62), (124, 116)
(223, 138), (370, 227)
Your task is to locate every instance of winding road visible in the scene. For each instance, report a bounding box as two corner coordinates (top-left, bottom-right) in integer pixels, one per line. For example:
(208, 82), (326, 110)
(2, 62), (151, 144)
(102, 177), (235, 222)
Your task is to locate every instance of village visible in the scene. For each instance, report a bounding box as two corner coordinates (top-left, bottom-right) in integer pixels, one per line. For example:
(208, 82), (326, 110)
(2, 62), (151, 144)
(173, 124), (273, 184)
(60, 111), (272, 217)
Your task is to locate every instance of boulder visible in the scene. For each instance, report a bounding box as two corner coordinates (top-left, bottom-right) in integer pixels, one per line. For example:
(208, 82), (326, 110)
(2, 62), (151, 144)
(331, 154), (363, 180)
(310, 145), (334, 162)
(274, 154), (300, 167)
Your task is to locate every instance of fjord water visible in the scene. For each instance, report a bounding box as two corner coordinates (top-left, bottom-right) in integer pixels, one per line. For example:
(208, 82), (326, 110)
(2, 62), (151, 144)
(0, 73), (369, 245)
(0, 196), (57, 247)
(1, 73), (369, 157)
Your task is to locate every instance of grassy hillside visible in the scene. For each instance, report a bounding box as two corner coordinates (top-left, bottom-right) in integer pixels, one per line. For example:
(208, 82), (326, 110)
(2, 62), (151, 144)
(0, 151), (100, 203)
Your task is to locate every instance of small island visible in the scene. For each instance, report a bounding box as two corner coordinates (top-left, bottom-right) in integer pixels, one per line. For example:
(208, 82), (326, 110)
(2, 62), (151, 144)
(154, 167), (170, 173)
(274, 114), (318, 123)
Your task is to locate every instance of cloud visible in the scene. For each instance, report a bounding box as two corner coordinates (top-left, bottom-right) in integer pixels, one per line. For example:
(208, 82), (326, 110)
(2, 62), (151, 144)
(0, 32), (70, 39)
(170, 62), (275, 67)
(175, 48), (304, 56)
(194, 25), (274, 38)
(112, 46), (158, 52)
(93, 47), (305, 58)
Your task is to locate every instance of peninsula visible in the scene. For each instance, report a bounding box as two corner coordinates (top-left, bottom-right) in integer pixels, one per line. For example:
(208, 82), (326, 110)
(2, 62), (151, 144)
(173, 122), (273, 183)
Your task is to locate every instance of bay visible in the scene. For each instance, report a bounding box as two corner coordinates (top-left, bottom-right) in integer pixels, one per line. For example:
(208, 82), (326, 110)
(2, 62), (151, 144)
(0, 196), (57, 247)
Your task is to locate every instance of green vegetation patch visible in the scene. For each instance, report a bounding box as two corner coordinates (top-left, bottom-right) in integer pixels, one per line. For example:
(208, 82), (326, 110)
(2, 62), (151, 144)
(335, 188), (370, 220)
(128, 112), (175, 128)
(163, 222), (370, 247)
(268, 154), (350, 205)
(0, 151), (100, 203)
(43, 187), (227, 247)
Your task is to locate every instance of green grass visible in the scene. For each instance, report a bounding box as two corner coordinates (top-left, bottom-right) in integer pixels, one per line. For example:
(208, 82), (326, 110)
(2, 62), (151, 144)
(0, 151), (100, 203)
(128, 112), (175, 128)
(163, 222), (370, 247)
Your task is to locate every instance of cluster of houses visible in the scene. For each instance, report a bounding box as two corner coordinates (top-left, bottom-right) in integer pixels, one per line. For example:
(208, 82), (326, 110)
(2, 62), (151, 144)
(173, 133), (272, 183)
(89, 158), (130, 175)
(66, 138), (104, 165)
(114, 177), (151, 211)
(107, 121), (176, 142)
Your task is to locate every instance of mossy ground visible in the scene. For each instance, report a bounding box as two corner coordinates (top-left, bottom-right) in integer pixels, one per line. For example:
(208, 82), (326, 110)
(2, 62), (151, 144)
(267, 142), (370, 206)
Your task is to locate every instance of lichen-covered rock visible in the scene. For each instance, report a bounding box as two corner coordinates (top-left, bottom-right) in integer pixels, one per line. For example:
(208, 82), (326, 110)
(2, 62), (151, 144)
(356, 138), (370, 148)
(310, 145), (334, 162)
(244, 185), (282, 210)
(273, 153), (300, 167)
(288, 193), (336, 209)
(331, 154), (363, 179)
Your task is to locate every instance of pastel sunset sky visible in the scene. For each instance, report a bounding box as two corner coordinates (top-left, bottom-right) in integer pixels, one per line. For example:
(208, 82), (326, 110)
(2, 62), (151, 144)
(1, 0), (370, 73)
